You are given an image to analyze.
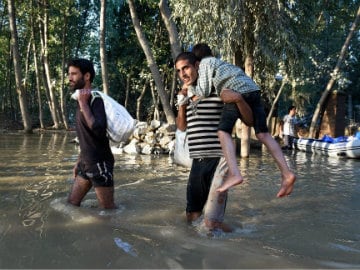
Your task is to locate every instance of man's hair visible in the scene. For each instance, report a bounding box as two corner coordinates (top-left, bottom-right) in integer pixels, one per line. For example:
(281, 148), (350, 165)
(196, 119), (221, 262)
(174, 51), (198, 66)
(67, 58), (95, 83)
(288, 105), (296, 112)
(192, 43), (213, 61)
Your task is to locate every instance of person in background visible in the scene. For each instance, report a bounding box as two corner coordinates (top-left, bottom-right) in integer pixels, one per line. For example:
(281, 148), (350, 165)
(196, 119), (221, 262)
(67, 58), (116, 209)
(282, 106), (297, 150)
(190, 43), (296, 197)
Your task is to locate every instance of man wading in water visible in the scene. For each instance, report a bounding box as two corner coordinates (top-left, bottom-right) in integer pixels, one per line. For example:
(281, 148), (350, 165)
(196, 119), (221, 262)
(67, 58), (116, 209)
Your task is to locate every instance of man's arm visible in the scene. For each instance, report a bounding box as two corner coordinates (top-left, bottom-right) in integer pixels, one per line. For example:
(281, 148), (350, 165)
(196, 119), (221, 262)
(176, 88), (188, 131)
(78, 89), (96, 128)
(220, 89), (254, 127)
(176, 104), (187, 131)
(78, 89), (107, 138)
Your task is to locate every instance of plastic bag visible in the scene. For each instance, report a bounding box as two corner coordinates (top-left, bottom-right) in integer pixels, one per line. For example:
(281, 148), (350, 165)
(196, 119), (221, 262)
(173, 129), (192, 168)
(355, 131), (360, 140)
(320, 134), (334, 143)
(333, 136), (348, 143)
(72, 89), (136, 143)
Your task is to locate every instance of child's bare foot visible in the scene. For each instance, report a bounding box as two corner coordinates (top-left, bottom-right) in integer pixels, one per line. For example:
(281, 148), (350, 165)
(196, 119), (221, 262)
(277, 172), (296, 198)
(216, 175), (244, 193)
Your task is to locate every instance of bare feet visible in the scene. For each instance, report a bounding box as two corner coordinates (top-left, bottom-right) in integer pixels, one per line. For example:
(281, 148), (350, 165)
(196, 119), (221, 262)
(276, 172), (296, 198)
(216, 175), (244, 193)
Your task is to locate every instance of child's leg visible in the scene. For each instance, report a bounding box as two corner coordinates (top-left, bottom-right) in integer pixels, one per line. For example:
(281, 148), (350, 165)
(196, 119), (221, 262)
(248, 91), (296, 197)
(256, 132), (296, 197)
(220, 89), (253, 126)
(216, 102), (245, 193)
(216, 130), (244, 193)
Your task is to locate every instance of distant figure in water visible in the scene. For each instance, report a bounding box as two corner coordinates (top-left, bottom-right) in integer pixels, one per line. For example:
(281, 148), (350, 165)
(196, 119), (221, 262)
(67, 58), (116, 209)
(282, 105), (298, 150)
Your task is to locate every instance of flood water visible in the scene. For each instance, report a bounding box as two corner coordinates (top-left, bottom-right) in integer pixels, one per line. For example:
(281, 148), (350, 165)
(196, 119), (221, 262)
(0, 132), (359, 269)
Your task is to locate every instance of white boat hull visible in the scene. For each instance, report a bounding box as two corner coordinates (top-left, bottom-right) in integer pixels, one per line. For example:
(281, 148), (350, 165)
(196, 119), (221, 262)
(294, 138), (360, 158)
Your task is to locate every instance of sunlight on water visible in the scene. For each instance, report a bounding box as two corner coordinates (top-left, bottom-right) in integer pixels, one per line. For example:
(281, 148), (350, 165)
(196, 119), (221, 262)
(0, 133), (359, 269)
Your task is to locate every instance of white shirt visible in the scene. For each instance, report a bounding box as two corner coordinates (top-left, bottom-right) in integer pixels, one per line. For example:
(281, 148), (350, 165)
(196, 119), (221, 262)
(283, 114), (296, 136)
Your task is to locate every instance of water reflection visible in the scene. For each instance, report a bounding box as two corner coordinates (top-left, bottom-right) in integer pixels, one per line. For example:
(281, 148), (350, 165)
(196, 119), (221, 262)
(0, 133), (359, 269)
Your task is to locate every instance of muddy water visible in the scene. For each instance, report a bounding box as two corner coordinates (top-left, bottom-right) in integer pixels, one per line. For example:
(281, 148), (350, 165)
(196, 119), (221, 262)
(0, 132), (359, 269)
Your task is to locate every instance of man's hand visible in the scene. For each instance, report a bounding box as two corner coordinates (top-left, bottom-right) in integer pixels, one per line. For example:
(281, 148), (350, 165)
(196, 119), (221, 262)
(78, 89), (91, 108)
(178, 87), (188, 96)
(176, 87), (190, 107)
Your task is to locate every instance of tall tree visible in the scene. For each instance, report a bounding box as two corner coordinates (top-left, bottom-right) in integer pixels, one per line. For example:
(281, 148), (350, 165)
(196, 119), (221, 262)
(309, 5), (360, 138)
(100, 0), (109, 94)
(159, 0), (182, 61)
(170, 0), (304, 96)
(38, 0), (61, 128)
(32, 30), (45, 129)
(128, 0), (175, 125)
(59, 6), (70, 130)
(169, 0), (304, 155)
(7, 0), (32, 132)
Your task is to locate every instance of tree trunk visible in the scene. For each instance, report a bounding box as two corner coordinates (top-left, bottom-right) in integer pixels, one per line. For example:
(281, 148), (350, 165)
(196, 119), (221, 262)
(159, 0), (181, 109)
(23, 39), (32, 94)
(159, 0), (182, 61)
(7, 0), (32, 133)
(60, 10), (69, 130)
(32, 28), (45, 129)
(170, 69), (177, 108)
(39, 0), (60, 128)
(5, 40), (15, 119)
(309, 6), (360, 138)
(150, 80), (160, 121)
(266, 77), (287, 127)
(237, 53), (253, 157)
(100, 0), (109, 95)
(136, 78), (149, 121)
(128, 0), (175, 125)
(125, 74), (130, 109)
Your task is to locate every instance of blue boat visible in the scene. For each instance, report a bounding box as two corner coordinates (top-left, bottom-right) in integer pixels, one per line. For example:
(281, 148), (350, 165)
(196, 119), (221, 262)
(294, 132), (360, 158)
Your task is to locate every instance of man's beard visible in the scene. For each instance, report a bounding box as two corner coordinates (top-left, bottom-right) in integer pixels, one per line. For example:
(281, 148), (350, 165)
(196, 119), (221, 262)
(70, 78), (86, 91)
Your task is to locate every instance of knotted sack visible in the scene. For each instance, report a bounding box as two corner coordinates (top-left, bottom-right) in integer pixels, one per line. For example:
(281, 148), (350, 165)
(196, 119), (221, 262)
(173, 129), (192, 168)
(72, 89), (136, 143)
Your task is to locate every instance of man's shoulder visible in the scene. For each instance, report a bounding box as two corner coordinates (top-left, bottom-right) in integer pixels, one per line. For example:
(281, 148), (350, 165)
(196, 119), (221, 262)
(90, 90), (104, 106)
(200, 56), (222, 67)
(283, 114), (291, 121)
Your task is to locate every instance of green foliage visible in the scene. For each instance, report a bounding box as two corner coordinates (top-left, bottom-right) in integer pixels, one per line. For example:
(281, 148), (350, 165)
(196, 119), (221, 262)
(0, 0), (359, 128)
(169, 0), (307, 105)
(103, 0), (173, 120)
(169, 0), (360, 122)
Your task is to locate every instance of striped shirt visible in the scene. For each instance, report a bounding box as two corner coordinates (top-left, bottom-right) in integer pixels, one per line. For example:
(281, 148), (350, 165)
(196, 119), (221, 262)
(186, 96), (223, 159)
(188, 56), (260, 98)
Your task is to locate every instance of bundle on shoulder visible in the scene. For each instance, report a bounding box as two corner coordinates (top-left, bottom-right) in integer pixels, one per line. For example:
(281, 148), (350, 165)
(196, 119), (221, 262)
(71, 89), (136, 143)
